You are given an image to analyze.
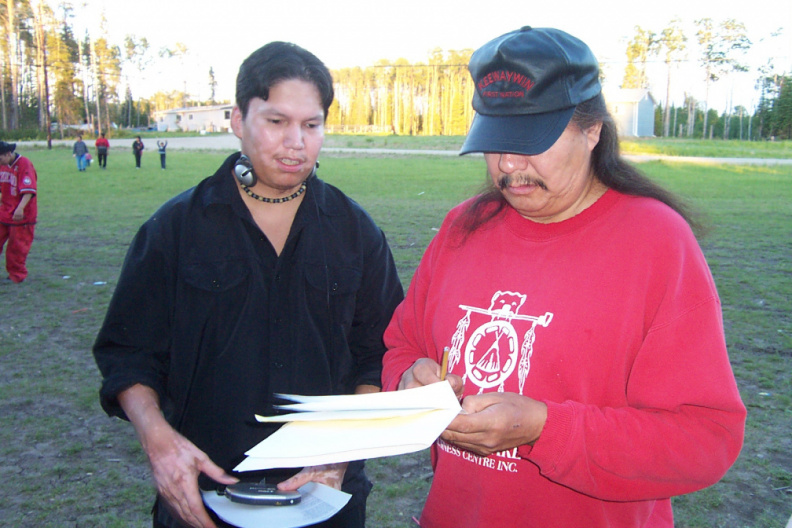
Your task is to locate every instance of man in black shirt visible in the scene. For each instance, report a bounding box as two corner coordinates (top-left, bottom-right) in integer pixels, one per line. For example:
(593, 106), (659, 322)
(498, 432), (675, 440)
(93, 42), (404, 528)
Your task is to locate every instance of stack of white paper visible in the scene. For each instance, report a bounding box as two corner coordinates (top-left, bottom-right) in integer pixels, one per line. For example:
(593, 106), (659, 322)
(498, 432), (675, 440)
(234, 381), (461, 472)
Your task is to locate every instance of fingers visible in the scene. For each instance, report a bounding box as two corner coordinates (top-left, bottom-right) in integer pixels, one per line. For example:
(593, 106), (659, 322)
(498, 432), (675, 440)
(398, 358), (442, 390)
(440, 393), (547, 457)
(147, 434), (230, 528)
(198, 458), (239, 486)
(157, 474), (216, 528)
(278, 469), (312, 491)
(278, 463), (349, 491)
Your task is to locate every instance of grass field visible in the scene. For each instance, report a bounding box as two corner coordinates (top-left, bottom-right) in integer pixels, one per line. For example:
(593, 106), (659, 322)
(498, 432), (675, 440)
(0, 140), (790, 527)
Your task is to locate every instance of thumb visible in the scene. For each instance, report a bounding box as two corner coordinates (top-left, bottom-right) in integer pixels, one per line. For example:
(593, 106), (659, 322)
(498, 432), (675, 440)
(447, 374), (465, 398)
(199, 458), (238, 486)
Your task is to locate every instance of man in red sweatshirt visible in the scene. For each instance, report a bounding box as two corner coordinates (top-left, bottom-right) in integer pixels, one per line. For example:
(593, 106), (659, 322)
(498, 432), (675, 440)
(381, 26), (746, 528)
(0, 141), (37, 283)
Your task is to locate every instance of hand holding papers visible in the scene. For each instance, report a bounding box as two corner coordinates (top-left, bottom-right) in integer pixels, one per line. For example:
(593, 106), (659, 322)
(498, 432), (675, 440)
(234, 381), (461, 472)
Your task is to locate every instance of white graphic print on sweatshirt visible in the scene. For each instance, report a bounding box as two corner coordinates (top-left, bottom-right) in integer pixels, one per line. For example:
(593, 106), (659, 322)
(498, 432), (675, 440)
(439, 290), (553, 474)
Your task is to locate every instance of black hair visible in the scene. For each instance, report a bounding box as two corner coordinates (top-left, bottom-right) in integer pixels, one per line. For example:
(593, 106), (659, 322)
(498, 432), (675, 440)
(235, 42), (334, 119)
(453, 93), (706, 238)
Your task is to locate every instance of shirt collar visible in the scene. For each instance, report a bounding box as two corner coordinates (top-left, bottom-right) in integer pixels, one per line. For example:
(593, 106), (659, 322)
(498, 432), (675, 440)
(200, 152), (338, 222)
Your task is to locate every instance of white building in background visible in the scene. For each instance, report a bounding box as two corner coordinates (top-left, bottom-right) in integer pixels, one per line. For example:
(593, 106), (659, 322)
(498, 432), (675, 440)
(604, 89), (657, 137)
(151, 91), (658, 137)
(153, 104), (234, 133)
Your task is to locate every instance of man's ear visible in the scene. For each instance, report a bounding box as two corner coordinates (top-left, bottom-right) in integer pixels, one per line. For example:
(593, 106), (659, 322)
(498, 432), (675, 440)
(585, 121), (603, 152)
(230, 106), (244, 139)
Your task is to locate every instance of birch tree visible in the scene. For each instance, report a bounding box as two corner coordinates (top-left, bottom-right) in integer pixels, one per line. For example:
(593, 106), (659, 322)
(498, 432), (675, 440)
(695, 18), (751, 138)
(3, 0), (21, 129)
(622, 26), (658, 89)
(29, 0), (52, 141)
(659, 18), (686, 137)
(123, 34), (150, 125)
(48, 3), (80, 135)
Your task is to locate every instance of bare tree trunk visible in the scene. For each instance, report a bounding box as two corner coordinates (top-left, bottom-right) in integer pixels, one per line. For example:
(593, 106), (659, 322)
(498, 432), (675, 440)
(1, 54), (7, 129)
(79, 40), (90, 127)
(90, 37), (102, 136)
(6, 0), (20, 129)
(44, 47), (51, 148)
(663, 63), (672, 137)
(702, 74), (710, 139)
(32, 0), (53, 147)
(739, 107), (743, 141)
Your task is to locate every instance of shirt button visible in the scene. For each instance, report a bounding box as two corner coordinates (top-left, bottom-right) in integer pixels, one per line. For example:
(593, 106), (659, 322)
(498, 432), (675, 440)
(332, 282), (339, 291)
(273, 361), (284, 369)
(212, 280), (221, 289)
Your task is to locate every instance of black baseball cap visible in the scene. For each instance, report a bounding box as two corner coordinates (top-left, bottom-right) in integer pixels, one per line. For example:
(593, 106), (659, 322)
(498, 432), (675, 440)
(460, 26), (601, 156)
(0, 141), (16, 155)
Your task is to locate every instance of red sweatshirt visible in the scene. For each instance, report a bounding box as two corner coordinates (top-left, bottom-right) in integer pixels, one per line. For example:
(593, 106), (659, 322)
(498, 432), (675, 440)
(382, 190), (745, 528)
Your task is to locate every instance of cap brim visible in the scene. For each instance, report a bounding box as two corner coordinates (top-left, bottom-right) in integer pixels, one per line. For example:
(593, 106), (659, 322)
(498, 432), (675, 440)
(459, 106), (576, 156)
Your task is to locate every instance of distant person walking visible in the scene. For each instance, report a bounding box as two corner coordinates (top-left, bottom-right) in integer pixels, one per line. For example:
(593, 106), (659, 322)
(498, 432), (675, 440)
(132, 136), (144, 168)
(157, 140), (168, 169)
(0, 141), (38, 283)
(95, 133), (110, 169)
(73, 135), (88, 171)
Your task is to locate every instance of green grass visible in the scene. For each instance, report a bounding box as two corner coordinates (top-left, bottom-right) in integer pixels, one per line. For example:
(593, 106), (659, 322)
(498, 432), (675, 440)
(0, 142), (790, 527)
(619, 137), (792, 159)
(323, 133), (792, 159)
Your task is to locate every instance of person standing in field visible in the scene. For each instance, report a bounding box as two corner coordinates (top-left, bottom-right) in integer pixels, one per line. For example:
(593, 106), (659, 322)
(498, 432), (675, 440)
(95, 133), (110, 169)
(93, 41), (403, 528)
(157, 140), (168, 169)
(73, 135), (88, 171)
(132, 136), (144, 168)
(382, 26), (746, 528)
(0, 141), (38, 284)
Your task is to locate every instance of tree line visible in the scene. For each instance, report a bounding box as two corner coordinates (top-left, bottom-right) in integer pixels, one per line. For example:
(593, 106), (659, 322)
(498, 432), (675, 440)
(620, 16), (790, 140)
(2, 1), (790, 141)
(1, 0), (194, 142)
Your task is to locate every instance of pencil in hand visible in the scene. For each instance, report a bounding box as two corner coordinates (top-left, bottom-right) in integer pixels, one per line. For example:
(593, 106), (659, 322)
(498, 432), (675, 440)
(440, 347), (450, 381)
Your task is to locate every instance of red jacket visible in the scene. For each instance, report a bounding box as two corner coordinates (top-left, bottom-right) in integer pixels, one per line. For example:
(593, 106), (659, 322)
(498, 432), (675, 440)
(0, 154), (37, 225)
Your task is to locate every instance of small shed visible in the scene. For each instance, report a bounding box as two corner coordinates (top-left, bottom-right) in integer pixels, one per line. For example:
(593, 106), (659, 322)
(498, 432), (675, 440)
(153, 104), (234, 133)
(604, 89), (656, 137)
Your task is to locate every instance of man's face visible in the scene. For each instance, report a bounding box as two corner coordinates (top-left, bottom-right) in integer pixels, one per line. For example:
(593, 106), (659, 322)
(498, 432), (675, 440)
(484, 122), (603, 224)
(0, 152), (13, 165)
(231, 78), (325, 195)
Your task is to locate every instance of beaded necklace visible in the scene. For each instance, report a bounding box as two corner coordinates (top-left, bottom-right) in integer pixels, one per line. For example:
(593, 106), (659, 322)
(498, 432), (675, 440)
(240, 181), (307, 203)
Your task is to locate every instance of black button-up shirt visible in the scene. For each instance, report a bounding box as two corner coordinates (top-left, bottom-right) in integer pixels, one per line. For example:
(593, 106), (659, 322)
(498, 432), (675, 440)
(93, 153), (403, 480)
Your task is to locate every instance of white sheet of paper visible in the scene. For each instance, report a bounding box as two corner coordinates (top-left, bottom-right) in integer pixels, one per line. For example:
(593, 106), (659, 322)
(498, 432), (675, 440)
(202, 482), (350, 528)
(235, 382), (461, 472)
(268, 381), (459, 414)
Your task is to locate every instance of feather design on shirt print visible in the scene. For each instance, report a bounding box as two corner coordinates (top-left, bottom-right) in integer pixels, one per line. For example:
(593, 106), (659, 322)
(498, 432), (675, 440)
(451, 290), (553, 395)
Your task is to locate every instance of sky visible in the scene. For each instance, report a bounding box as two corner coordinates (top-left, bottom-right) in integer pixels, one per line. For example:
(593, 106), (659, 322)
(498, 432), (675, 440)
(65, 0), (791, 113)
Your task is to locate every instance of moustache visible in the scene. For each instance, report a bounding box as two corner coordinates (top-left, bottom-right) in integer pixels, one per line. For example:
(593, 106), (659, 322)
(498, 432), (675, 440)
(497, 174), (548, 191)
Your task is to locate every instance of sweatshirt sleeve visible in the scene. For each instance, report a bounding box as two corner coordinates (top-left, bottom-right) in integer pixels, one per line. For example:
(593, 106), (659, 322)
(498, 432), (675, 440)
(17, 158), (37, 194)
(381, 213), (451, 392)
(522, 231), (746, 501)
